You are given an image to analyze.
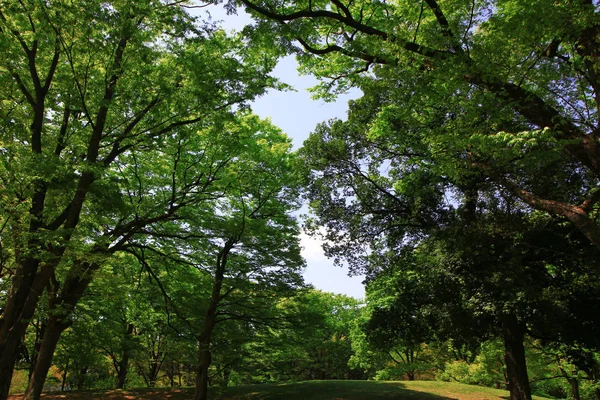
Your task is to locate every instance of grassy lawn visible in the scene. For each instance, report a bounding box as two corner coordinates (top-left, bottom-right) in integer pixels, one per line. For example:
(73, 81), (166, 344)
(8, 380), (553, 400)
(220, 381), (552, 400)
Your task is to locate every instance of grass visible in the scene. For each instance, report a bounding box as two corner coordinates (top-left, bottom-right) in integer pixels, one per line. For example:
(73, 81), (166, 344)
(8, 380), (553, 400)
(219, 381), (552, 400)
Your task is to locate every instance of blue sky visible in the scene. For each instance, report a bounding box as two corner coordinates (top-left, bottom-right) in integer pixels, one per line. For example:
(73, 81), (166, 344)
(199, 4), (366, 299)
(253, 59), (365, 299)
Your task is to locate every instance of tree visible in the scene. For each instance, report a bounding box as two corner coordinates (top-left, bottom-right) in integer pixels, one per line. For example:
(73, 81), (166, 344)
(190, 114), (305, 400)
(0, 1), (282, 397)
(361, 252), (494, 381)
(231, 0), (600, 247)
(297, 74), (600, 399)
(225, 289), (364, 384)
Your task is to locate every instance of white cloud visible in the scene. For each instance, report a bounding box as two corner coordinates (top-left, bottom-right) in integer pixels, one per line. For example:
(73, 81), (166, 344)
(300, 232), (365, 299)
(300, 232), (329, 263)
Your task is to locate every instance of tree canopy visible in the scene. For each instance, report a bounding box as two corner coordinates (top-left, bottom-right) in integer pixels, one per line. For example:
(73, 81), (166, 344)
(3, 1), (600, 400)
(235, 0), (600, 247)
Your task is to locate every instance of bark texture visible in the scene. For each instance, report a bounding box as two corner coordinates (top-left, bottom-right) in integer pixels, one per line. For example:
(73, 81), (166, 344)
(501, 314), (532, 400)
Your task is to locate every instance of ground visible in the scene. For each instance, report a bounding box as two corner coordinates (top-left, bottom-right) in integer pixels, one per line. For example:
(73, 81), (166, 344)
(8, 380), (552, 400)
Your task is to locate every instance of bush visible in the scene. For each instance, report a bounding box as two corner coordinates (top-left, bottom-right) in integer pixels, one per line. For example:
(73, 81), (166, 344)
(9, 370), (28, 395)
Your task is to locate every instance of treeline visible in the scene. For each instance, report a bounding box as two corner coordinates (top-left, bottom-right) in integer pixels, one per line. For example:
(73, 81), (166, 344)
(9, 277), (600, 400)
(9, 277), (366, 393)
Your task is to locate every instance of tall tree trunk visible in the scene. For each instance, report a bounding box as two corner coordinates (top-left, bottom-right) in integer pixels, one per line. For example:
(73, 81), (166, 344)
(22, 260), (99, 400)
(0, 259), (55, 399)
(61, 359), (69, 392)
(178, 363), (182, 387)
(501, 314), (532, 400)
(115, 354), (130, 389)
(24, 317), (70, 400)
(76, 367), (87, 391)
(195, 330), (213, 400)
(559, 366), (581, 400)
(116, 323), (135, 389)
(0, 16), (131, 396)
(193, 238), (236, 400)
(28, 319), (46, 381)
(169, 361), (175, 387)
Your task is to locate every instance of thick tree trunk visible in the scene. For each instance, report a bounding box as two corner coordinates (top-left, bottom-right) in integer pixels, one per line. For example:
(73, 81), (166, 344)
(501, 314), (532, 400)
(193, 239), (235, 400)
(568, 378), (581, 400)
(0, 259), (55, 399)
(22, 260), (99, 400)
(76, 367), (87, 391)
(0, 299), (42, 396)
(0, 330), (25, 399)
(24, 317), (70, 400)
(559, 366), (581, 400)
(116, 355), (130, 389)
(116, 323), (135, 389)
(195, 331), (213, 400)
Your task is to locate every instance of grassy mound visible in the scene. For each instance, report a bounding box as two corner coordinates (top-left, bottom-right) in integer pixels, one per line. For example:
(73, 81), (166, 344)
(9, 380), (552, 400)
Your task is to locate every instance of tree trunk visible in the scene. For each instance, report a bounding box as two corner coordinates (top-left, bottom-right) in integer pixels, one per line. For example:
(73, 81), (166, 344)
(501, 314), (532, 400)
(61, 359), (69, 392)
(0, 259), (54, 399)
(22, 260), (99, 400)
(148, 356), (161, 388)
(76, 367), (87, 391)
(115, 354), (130, 389)
(28, 320), (46, 381)
(559, 366), (580, 400)
(116, 323), (135, 389)
(193, 238), (236, 400)
(24, 317), (70, 400)
(222, 368), (230, 387)
(568, 378), (581, 400)
(178, 363), (182, 387)
(0, 329), (25, 399)
(195, 331), (213, 400)
(169, 360), (175, 387)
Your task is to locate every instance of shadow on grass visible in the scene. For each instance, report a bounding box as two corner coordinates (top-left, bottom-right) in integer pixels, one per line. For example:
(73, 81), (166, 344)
(11, 381), (465, 400)
(219, 380), (458, 400)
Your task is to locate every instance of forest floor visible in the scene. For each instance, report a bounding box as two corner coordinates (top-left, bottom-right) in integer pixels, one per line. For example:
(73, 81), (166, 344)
(8, 380), (552, 400)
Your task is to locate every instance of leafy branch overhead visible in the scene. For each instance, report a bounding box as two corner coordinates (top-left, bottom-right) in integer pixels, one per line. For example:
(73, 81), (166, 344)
(234, 0), (600, 246)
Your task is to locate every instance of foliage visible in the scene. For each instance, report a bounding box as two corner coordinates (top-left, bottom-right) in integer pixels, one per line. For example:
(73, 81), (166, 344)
(437, 339), (506, 387)
(233, 0), (600, 246)
(0, 0), (302, 395)
(290, 14), (600, 393)
(221, 290), (365, 385)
